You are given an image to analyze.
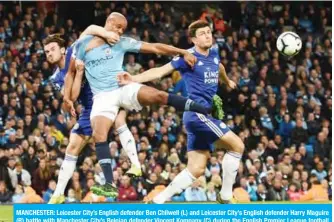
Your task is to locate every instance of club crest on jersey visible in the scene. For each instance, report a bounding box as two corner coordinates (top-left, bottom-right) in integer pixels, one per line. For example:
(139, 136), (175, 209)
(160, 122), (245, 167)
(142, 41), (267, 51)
(220, 122), (227, 129)
(105, 48), (112, 56)
(214, 57), (219, 64)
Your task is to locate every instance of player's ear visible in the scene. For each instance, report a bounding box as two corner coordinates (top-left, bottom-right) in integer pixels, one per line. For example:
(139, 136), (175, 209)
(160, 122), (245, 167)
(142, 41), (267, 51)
(60, 47), (66, 54)
(191, 37), (197, 45)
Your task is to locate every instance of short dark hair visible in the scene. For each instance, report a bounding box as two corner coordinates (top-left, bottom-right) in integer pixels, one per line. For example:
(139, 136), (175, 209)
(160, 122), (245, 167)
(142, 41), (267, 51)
(188, 20), (210, 37)
(44, 34), (65, 48)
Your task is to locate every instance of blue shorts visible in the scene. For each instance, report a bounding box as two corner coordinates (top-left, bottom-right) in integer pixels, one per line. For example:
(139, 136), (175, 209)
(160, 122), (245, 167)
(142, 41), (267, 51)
(71, 108), (92, 136)
(183, 112), (230, 152)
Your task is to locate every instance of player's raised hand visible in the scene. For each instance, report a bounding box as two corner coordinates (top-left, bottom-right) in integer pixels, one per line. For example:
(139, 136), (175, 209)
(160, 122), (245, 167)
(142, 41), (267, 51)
(103, 31), (120, 45)
(227, 80), (237, 90)
(117, 72), (133, 85)
(183, 52), (197, 68)
(64, 98), (76, 118)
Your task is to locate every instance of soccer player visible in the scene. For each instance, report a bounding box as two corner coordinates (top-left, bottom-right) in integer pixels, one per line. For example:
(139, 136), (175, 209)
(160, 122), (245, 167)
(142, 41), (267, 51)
(44, 26), (141, 203)
(117, 20), (245, 204)
(68, 12), (213, 197)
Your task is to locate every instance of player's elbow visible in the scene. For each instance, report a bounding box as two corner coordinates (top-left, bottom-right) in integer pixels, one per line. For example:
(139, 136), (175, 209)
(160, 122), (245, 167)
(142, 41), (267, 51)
(151, 43), (163, 54)
(69, 70), (76, 77)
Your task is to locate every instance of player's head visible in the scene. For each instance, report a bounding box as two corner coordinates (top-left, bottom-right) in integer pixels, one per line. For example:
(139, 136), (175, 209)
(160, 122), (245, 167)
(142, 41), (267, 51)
(188, 20), (212, 50)
(44, 34), (66, 65)
(105, 12), (128, 36)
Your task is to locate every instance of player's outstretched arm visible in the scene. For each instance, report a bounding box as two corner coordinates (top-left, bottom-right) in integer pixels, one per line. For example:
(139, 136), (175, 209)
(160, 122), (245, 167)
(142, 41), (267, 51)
(80, 25), (119, 44)
(64, 58), (75, 100)
(140, 42), (196, 67)
(219, 63), (237, 89)
(64, 58), (77, 117)
(117, 63), (175, 85)
(70, 59), (84, 101)
(133, 63), (174, 82)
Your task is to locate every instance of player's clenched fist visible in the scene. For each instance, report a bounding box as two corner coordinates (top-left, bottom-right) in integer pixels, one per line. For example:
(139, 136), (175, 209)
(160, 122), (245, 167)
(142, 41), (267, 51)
(103, 31), (120, 45)
(183, 52), (197, 68)
(64, 98), (76, 117)
(227, 80), (237, 90)
(117, 72), (133, 85)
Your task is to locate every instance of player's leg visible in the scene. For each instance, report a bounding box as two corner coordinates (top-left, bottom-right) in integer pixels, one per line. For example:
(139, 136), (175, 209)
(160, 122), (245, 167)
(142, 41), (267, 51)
(153, 115), (212, 204)
(214, 123), (245, 203)
(114, 109), (141, 177)
(136, 84), (211, 115)
(90, 91), (119, 197)
(153, 150), (209, 204)
(49, 132), (88, 204)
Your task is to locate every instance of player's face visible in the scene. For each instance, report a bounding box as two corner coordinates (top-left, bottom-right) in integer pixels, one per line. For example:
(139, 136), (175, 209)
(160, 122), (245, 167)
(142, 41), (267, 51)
(44, 42), (63, 64)
(193, 26), (213, 49)
(107, 17), (127, 36)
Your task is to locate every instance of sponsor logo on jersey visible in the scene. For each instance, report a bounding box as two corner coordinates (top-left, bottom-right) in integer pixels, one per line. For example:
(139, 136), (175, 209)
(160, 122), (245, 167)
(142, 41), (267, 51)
(105, 48), (112, 56)
(204, 70), (219, 84)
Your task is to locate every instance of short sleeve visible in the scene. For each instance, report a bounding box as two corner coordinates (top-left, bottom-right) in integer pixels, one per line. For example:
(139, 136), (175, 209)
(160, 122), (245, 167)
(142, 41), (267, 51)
(170, 56), (188, 71)
(119, 37), (142, 53)
(73, 35), (93, 60)
(69, 42), (77, 59)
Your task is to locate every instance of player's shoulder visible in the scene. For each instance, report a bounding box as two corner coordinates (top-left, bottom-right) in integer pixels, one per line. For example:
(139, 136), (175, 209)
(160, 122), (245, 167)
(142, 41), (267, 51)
(50, 67), (60, 79)
(76, 35), (94, 46)
(66, 45), (73, 55)
(187, 47), (196, 55)
(119, 36), (137, 43)
(210, 44), (219, 55)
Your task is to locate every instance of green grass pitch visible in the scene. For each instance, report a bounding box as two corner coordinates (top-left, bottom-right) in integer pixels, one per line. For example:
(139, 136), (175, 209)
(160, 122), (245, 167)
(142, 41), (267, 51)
(0, 205), (13, 222)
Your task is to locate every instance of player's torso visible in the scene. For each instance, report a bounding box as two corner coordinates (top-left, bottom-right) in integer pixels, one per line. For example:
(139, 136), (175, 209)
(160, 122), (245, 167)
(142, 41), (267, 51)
(183, 49), (220, 108)
(182, 49), (220, 123)
(84, 41), (125, 94)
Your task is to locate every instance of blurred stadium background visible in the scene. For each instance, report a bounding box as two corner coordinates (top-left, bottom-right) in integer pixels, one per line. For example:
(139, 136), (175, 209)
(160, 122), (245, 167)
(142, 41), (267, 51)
(0, 1), (332, 214)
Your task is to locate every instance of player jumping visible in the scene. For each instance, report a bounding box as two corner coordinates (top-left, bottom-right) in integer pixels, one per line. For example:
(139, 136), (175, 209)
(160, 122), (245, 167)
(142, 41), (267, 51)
(69, 13), (214, 197)
(44, 26), (142, 203)
(118, 20), (245, 204)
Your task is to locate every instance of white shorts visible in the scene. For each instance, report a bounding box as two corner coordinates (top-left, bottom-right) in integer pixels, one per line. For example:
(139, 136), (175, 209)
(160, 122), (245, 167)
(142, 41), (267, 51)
(90, 83), (143, 121)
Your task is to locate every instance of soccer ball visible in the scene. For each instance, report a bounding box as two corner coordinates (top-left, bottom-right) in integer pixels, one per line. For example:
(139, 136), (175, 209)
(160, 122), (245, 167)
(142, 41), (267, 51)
(276, 32), (302, 57)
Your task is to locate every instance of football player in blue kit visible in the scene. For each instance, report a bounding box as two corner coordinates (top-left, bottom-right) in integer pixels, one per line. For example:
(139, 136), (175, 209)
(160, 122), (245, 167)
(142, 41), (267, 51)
(118, 20), (245, 204)
(44, 26), (142, 203)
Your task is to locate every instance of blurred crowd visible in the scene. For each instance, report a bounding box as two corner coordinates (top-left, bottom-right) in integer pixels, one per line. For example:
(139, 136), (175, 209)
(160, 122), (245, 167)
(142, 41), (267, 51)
(0, 1), (332, 204)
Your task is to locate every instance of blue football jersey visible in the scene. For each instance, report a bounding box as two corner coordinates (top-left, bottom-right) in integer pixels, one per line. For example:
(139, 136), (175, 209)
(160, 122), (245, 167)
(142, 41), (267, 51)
(49, 46), (73, 91)
(171, 46), (220, 109)
(49, 42), (93, 110)
(171, 47), (231, 152)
